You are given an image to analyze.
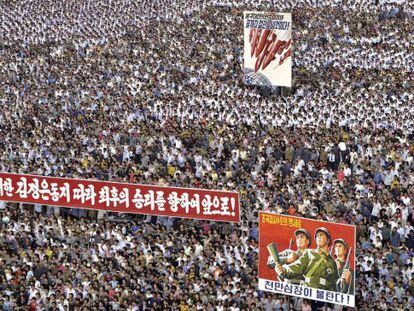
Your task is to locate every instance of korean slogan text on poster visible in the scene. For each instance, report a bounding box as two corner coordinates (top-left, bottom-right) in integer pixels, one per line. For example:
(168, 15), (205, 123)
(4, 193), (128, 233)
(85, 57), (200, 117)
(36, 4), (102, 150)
(244, 11), (292, 87)
(259, 212), (355, 307)
(0, 172), (240, 223)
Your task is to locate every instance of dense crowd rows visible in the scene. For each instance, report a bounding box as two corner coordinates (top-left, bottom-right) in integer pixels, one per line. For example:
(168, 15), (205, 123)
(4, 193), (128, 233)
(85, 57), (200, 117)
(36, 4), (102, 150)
(1, 0), (413, 310)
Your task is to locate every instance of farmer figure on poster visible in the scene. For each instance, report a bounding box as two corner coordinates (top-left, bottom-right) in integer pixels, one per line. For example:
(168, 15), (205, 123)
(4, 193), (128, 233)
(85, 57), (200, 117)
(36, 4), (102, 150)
(333, 239), (354, 294)
(274, 227), (338, 291)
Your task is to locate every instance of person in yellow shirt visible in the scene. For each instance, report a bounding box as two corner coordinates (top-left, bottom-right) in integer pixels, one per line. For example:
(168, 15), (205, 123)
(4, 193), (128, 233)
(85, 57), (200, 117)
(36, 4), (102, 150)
(81, 157), (89, 169)
(167, 165), (175, 177)
(188, 266), (195, 281)
(390, 176), (399, 191)
(211, 171), (218, 181)
(389, 149), (397, 161)
(45, 247), (53, 259)
(179, 299), (189, 311)
(225, 170), (232, 178)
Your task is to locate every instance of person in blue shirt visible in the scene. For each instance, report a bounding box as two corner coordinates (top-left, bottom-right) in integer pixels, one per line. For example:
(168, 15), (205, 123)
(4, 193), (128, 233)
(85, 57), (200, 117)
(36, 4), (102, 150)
(373, 171), (383, 185)
(249, 222), (259, 241)
(390, 227), (401, 248)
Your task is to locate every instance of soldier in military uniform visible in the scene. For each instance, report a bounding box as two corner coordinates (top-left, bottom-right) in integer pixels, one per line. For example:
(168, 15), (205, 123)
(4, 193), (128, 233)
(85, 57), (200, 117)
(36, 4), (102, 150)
(274, 227), (338, 291)
(267, 228), (311, 266)
(267, 229), (311, 284)
(333, 239), (354, 294)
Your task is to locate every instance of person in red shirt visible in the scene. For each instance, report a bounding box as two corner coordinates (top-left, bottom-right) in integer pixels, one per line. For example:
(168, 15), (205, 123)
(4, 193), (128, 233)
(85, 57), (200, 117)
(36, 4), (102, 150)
(288, 205), (297, 215)
(337, 169), (345, 182)
(28, 298), (37, 311)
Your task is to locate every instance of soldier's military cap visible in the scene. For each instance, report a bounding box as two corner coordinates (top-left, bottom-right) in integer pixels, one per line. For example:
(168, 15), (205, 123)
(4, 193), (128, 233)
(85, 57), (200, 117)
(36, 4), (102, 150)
(315, 227), (332, 245)
(294, 229), (311, 247)
(333, 238), (348, 250)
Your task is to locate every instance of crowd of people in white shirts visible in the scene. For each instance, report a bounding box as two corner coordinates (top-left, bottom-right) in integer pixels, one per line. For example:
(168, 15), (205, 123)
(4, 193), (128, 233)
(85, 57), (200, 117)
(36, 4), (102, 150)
(0, 0), (413, 310)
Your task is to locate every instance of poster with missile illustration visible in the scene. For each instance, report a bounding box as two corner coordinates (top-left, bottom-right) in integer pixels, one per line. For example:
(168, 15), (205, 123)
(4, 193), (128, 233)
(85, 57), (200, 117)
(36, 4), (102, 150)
(244, 12), (292, 87)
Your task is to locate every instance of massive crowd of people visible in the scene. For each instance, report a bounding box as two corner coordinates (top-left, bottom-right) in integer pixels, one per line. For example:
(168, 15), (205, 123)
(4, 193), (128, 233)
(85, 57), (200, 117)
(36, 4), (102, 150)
(0, 0), (413, 310)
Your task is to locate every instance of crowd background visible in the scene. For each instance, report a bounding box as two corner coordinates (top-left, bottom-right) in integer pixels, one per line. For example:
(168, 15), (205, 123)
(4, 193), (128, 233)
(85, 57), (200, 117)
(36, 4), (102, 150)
(1, 0), (413, 310)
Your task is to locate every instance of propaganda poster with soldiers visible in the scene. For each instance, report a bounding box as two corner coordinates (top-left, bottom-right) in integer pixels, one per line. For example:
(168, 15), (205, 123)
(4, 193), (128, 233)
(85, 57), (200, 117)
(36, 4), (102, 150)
(258, 212), (356, 307)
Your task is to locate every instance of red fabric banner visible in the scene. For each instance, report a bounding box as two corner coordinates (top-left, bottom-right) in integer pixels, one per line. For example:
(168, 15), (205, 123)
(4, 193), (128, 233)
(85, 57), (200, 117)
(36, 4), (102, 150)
(0, 172), (240, 222)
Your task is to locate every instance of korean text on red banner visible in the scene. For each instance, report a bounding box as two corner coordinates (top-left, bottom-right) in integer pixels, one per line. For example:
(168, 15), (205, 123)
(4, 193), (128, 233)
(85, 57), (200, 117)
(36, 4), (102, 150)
(0, 173), (240, 223)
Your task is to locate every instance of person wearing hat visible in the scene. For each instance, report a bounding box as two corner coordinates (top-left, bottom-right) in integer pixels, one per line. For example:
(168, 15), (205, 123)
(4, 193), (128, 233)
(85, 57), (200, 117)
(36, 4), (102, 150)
(268, 228), (311, 267)
(334, 239), (354, 294)
(274, 227), (338, 291)
(267, 228), (312, 285)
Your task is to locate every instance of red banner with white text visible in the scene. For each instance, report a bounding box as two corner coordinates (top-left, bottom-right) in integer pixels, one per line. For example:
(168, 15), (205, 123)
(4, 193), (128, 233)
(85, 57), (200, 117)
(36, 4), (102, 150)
(0, 173), (240, 222)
